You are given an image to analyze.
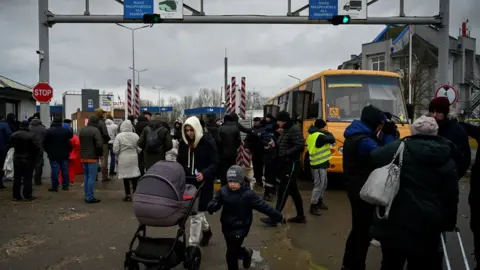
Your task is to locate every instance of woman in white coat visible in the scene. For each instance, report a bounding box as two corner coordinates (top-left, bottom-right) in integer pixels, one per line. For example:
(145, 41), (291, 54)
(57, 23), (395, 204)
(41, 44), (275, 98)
(113, 120), (142, 201)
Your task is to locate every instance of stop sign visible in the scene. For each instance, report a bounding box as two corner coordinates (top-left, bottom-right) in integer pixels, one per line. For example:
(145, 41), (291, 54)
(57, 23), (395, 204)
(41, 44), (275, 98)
(33, 82), (53, 103)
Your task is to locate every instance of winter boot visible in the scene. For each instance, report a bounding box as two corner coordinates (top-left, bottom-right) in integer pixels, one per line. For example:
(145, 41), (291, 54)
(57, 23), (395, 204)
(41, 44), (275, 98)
(199, 229), (212, 247)
(242, 247), (253, 269)
(317, 200), (328, 210)
(287, 216), (307, 223)
(309, 204), (322, 216)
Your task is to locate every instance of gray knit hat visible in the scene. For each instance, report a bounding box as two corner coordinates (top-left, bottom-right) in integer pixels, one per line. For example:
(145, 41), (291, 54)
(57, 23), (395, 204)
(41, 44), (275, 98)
(226, 165), (244, 184)
(411, 116), (438, 136)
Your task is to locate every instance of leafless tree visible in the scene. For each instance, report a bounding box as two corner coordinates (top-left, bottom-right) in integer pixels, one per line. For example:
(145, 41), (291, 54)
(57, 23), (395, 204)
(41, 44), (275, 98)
(246, 91), (268, 110)
(193, 88), (222, 107)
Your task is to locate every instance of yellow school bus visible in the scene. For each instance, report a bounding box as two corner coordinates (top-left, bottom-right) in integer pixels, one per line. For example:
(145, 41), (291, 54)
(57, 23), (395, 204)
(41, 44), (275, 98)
(265, 69), (412, 175)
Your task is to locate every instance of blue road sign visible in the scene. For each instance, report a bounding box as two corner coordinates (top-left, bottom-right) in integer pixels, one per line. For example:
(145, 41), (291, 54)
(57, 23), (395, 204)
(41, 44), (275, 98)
(124, 0), (154, 19)
(141, 106), (173, 113)
(309, 0), (338, 19)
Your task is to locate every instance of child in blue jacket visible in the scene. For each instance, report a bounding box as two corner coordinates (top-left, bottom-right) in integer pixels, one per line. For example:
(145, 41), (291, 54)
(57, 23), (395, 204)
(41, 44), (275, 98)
(207, 165), (284, 270)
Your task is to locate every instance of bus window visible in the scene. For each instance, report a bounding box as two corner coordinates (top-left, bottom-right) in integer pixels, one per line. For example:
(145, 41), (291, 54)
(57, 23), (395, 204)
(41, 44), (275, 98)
(325, 75), (407, 122)
(312, 79), (321, 103)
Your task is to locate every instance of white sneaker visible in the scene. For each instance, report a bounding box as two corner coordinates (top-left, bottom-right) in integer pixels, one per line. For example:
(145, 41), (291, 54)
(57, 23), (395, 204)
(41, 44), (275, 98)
(370, 239), (381, 247)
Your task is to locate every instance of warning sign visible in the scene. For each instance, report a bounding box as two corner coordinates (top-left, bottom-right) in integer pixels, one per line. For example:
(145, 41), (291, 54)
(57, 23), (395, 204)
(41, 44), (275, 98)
(328, 107), (340, 117)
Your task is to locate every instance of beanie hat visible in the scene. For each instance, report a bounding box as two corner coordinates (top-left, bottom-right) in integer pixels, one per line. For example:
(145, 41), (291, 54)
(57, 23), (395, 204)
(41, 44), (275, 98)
(360, 105), (386, 130)
(428, 97), (450, 115)
(314, 119), (327, 129)
(226, 165), (244, 184)
(411, 116), (438, 136)
(276, 111), (290, 122)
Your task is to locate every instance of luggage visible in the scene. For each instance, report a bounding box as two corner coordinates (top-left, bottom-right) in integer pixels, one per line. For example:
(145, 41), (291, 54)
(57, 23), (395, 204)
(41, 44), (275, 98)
(440, 227), (471, 270)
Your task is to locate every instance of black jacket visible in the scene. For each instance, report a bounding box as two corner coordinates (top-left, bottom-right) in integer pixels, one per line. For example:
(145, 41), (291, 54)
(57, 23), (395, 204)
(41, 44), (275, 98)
(208, 181), (283, 237)
(277, 121), (305, 161)
(29, 119), (46, 150)
(459, 122), (480, 204)
(79, 116), (104, 159)
(9, 127), (41, 163)
(218, 121), (241, 159)
(177, 134), (219, 212)
(437, 118), (471, 179)
(369, 135), (459, 251)
(134, 116), (150, 137)
(44, 123), (73, 161)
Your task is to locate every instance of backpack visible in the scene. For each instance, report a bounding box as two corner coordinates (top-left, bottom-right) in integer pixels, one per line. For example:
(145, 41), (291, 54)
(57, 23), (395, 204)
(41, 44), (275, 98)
(359, 140), (405, 220)
(145, 126), (165, 154)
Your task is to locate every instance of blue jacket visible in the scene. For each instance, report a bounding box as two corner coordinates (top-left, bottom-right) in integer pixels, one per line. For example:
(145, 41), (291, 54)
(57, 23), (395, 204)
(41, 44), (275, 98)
(208, 181), (283, 237)
(0, 121), (12, 152)
(344, 120), (394, 157)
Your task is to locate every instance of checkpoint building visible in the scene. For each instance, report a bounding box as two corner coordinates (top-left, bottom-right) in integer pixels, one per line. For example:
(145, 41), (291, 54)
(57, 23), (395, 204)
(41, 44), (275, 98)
(0, 75), (37, 121)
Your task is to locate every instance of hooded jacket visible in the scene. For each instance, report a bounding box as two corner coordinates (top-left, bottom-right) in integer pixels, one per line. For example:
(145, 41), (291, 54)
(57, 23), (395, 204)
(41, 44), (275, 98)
(277, 120), (305, 161)
(137, 115), (173, 170)
(370, 135), (459, 251)
(113, 120), (141, 179)
(93, 108), (110, 144)
(105, 119), (118, 144)
(79, 116), (103, 159)
(9, 124), (41, 162)
(218, 116), (241, 159)
(177, 116), (219, 212)
(29, 119), (46, 148)
(173, 118), (183, 140)
(44, 120), (73, 161)
(134, 115), (150, 137)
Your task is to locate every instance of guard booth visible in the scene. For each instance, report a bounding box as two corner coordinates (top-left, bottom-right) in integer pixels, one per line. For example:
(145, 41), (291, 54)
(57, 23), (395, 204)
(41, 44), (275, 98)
(184, 107), (225, 124)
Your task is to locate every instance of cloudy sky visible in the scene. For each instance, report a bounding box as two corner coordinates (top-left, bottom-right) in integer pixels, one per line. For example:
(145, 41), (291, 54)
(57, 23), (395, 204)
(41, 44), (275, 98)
(1, 0), (478, 104)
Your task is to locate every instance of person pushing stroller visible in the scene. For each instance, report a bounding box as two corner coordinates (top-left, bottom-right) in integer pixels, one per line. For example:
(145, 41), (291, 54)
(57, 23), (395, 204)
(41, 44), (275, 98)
(207, 165), (284, 270)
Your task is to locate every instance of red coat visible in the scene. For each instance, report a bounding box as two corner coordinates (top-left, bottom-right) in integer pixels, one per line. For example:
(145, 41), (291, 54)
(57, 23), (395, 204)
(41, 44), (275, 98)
(59, 135), (83, 183)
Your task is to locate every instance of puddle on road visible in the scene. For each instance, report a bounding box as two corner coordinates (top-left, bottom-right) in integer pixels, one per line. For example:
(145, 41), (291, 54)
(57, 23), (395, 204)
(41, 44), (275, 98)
(251, 249), (269, 270)
(0, 234), (47, 259)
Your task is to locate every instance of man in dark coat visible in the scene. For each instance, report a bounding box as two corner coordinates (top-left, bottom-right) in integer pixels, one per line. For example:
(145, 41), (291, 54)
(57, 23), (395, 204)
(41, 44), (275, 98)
(137, 115), (173, 170)
(44, 117), (73, 191)
(218, 114), (241, 186)
(260, 111), (306, 225)
(134, 115), (150, 176)
(93, 108), (111, 181)
(0, 116), (12, 189)
(341, 105), (397, 270)
(429, 97), (471, 179)
(177, 116), (219, 247)
(29, 117), (46, 185)
(10, 120), (41, 200)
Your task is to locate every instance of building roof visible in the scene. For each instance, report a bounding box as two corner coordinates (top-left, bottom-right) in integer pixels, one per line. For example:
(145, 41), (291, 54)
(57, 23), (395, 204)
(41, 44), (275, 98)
(0, 75), (33, 92)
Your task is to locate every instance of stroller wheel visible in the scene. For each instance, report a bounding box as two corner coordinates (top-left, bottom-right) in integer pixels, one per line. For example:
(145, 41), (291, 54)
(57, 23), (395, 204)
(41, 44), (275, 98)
(183, 246), (201, 270)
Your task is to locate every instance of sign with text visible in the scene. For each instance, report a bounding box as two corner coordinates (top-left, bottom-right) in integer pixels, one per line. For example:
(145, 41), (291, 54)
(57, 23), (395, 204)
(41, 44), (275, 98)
(309, 0), (367, 20)
(33, 82), (53, 103)
(124, 0), (154, 19)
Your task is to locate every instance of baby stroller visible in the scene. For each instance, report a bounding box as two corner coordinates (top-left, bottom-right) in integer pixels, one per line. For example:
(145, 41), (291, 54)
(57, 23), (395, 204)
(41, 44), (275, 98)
(124, 161), (203, 270)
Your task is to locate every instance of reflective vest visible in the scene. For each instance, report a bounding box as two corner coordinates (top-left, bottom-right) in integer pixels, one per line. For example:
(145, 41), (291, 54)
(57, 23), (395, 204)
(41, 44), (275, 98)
(306, 132), (332, 166)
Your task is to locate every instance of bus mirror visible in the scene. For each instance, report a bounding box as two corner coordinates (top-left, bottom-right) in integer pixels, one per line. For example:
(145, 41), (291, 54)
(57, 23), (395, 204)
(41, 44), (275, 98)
(309, 102), (319, 118)
(406, 104), (414, 120)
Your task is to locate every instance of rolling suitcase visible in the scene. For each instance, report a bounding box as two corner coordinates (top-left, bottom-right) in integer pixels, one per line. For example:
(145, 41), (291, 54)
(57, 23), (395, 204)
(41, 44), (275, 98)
(440, 227), (471, 270)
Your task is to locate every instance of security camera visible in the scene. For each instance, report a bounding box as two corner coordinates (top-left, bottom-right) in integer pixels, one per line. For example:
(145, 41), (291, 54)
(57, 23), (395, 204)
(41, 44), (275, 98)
(36, 50), (44, 55)
(36, 50), (45, 60)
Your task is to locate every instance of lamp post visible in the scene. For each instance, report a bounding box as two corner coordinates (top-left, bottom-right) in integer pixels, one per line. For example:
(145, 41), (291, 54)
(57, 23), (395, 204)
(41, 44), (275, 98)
(288, 74), (301, 83)
(116, 23), (148, 117)
(153, 86), (164, 113)
(129, 67), (147, 88)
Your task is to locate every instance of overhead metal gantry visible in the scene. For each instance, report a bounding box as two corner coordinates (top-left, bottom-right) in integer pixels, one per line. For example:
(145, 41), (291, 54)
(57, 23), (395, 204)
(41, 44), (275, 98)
(38, 0), (450, 128)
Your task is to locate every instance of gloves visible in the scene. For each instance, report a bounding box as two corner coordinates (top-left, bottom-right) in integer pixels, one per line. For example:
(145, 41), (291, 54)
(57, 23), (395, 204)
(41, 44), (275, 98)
(382, 121), (397, 136)
(207, 203), (216, 215)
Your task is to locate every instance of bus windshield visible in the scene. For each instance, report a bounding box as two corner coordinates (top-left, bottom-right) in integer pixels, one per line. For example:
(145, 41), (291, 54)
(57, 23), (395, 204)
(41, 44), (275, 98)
(325, 75), (407, 123)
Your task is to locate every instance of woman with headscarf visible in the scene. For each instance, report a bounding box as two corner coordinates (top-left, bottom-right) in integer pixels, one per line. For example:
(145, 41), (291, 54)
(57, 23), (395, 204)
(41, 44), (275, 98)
(113, 120), (141, 201)
(177, 116), (219, 249)
(369, 116), (459, 269)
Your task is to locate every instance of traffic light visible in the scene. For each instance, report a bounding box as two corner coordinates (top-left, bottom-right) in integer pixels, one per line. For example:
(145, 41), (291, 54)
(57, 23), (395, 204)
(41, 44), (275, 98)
(330, 15), (351, 26)
(143, 14), (161, 24)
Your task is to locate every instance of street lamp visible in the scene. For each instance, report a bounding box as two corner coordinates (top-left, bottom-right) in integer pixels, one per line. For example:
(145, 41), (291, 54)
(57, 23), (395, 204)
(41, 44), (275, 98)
(153, 86), (164, 113)
(116, 23), (149, 119)
(129, 67), (148, 87)
(288, 74), (301, 83)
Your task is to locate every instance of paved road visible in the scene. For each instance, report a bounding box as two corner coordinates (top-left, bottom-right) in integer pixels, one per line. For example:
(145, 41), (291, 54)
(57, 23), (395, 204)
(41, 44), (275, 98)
(0, 176), (474, 270)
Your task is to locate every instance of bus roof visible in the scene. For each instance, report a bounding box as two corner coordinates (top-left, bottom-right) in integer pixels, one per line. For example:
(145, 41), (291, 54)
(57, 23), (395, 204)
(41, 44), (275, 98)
(267, 70), (401, 103)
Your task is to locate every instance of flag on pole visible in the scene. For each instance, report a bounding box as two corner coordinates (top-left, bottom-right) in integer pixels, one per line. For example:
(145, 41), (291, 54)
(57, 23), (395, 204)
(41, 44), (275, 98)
(118, 95), (121, 101)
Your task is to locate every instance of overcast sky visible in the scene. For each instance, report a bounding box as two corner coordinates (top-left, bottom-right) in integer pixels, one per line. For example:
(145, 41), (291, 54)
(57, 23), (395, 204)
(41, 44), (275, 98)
(1, 0), (478, 104)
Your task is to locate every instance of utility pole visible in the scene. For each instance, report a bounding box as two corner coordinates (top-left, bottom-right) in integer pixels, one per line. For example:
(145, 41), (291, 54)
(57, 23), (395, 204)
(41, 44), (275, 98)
(438, 0), (450, 89)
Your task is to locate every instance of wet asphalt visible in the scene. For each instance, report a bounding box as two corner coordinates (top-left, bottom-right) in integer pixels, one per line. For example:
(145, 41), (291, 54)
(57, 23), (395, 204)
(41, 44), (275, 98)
(0, 176), (474, 270)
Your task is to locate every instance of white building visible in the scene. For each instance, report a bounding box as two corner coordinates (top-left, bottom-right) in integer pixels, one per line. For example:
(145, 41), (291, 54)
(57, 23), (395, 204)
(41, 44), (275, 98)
(0, 75), (36, 121)
(338, 22), (480, 116)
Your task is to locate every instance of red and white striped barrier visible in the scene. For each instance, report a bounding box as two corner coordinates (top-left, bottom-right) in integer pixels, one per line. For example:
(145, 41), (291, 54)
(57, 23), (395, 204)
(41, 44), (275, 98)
(225, 83), (231, 114)
(127, 79), (132, 115)
(134, 84), (140, 116)
(240, 77), (246, 119)
(236, 141), (252, 168)
(230, 77), (236, 114)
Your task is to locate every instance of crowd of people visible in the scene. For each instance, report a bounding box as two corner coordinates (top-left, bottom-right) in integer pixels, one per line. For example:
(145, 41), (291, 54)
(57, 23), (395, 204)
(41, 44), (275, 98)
(0, 95), (479, 269)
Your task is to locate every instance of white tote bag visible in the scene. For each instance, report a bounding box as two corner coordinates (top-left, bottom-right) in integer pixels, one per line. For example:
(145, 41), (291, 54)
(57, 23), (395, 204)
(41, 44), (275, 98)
(359, 141), (405, 219)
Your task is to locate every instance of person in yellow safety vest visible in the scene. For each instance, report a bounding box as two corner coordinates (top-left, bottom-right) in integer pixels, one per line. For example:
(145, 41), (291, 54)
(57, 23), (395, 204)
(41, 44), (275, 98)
(306, 119), (335, 216)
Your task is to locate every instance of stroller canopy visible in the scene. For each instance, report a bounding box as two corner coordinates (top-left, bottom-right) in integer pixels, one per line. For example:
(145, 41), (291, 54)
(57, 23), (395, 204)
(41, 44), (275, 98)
(137, 161), (186, 201)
